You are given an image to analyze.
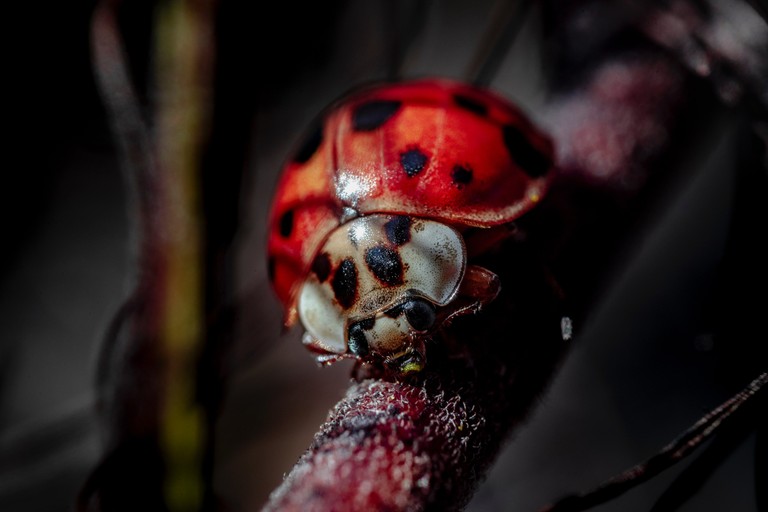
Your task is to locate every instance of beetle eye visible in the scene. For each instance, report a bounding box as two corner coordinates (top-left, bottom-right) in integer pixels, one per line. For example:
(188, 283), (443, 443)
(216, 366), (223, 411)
(347, 321), (370, 356)
(402, 299), (436, 332)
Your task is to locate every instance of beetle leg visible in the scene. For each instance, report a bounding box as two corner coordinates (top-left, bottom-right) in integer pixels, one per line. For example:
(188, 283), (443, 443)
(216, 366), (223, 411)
(439, 265), (501, 324)
(302, 332), (356, 366)
(459, 265), (501, 305)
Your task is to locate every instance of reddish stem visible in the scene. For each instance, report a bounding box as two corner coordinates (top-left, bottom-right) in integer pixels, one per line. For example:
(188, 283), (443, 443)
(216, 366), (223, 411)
(263, 241), (570, 511)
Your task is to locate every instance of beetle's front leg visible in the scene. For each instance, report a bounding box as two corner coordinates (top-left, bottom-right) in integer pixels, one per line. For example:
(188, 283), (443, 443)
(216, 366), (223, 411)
(439, 265), (501, 325)
(302, 332), (356, 366)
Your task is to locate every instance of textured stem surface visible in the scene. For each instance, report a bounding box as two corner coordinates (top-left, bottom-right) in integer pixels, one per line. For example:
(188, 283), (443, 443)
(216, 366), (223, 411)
(263, 241), (571, 511)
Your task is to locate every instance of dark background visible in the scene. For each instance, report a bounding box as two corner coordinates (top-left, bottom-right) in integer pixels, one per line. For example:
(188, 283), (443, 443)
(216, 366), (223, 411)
(2, 1), (765, 511)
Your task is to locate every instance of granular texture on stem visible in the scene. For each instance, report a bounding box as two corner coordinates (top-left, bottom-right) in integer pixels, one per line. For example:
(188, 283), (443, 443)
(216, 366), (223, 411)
(264, 243), (569, 511)
(268, 378), (492, 511)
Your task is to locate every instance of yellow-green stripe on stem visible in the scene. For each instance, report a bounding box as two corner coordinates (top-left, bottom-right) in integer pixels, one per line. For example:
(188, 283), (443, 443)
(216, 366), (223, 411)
(153, 0), (214, 509)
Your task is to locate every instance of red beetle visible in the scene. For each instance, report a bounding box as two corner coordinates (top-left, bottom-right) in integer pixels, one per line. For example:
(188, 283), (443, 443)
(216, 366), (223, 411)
(267, 79), (554, 373)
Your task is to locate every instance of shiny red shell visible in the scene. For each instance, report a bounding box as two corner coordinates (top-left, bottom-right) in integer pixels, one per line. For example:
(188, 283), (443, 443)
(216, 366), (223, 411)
(267, 79), (554, 323)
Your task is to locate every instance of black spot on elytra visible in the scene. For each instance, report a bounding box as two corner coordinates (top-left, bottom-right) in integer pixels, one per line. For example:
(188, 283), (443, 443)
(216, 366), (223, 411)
(451, 165), (473, 187)
(347, 323), (370, 357)
(502, 124), (551, 178)
(267, 257), (276, 282)
(279, 210), (294, 238)
(385, 216), (412, 246)
(332, 258), (358, 309)
(311, 252), (331, 282)
(293, 124), (323, 164)
(400, 148), (428, 177)
(352, 100), (402, 131)
(453, 93), (488, 116)
(365, 246), (404, 286)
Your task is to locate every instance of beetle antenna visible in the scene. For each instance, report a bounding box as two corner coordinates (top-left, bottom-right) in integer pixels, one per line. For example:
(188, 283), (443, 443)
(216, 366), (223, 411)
(539, 372), (768, 512)
(465, 0), (533, 87)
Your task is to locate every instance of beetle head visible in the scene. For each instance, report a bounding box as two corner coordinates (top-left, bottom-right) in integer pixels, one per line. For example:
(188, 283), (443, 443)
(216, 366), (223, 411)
(298, 214), (466, 373)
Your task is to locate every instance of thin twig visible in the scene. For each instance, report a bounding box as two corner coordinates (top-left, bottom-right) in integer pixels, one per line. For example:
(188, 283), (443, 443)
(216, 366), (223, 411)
(383, 0), (432, 80)
(540, 372), (768, 512)
(465, 0), (533, 86)
(91, 0), (157, 249)
(152, 1), (216, 509)
(83, 1), (216, 510)
(650, 403), (757, 512)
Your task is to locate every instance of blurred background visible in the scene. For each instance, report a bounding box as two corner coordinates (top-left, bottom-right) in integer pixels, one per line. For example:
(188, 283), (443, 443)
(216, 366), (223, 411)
(2, 1), (766, 511)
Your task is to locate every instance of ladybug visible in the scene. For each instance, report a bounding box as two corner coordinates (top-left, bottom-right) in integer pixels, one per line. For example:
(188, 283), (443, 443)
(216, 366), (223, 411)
(267, 79), (554, 374)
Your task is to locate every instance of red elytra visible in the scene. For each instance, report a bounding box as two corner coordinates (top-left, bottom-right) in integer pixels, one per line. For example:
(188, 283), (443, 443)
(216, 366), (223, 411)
(267, 79), (554, 324)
